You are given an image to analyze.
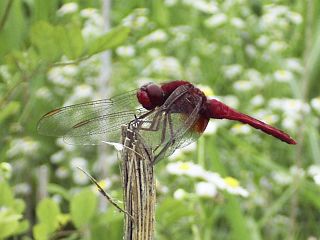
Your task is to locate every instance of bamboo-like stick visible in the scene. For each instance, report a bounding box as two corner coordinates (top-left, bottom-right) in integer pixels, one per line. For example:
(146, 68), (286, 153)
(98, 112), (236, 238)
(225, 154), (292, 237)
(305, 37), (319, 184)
(121, 126), (156, 240)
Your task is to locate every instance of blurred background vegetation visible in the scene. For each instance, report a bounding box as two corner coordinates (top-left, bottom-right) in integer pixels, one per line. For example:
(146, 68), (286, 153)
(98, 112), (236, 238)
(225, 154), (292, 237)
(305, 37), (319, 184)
(1, 0), (320, 239)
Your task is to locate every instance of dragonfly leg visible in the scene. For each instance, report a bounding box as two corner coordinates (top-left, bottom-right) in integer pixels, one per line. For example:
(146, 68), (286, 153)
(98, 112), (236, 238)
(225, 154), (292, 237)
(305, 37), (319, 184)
(153, 112), (169, 152)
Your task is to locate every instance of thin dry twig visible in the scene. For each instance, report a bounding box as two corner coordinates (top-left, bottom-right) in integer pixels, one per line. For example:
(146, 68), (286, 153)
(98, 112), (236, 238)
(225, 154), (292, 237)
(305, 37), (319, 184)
(77, 166), (134, 221)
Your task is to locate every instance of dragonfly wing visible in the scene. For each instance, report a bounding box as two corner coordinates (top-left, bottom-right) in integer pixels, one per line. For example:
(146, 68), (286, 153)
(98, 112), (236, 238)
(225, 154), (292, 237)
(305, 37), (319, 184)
(37, 90), (144, 145)
(64, 108), (146, 145)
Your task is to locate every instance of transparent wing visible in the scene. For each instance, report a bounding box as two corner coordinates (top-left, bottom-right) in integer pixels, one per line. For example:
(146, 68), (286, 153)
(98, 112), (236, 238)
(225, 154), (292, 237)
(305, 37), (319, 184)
(37, 90), (146, 145)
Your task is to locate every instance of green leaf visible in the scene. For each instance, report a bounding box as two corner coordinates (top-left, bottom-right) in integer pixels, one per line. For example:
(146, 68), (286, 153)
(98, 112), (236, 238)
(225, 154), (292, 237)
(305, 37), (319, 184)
(0, 208), (21, 239)
(36, 198), (60, 233)
(30, 21), (62, 61)
(0, 101), (20, 123)
(86, 26), (130, 56)
(224, 195), (251, 240)
(151, 0), (169, 26)
(56, 25), (84, 59)
(0, 181), (14, 206)
(33, 223), (49, 240)
(70, 188), (97, 229)
(48, 183), (71, 201)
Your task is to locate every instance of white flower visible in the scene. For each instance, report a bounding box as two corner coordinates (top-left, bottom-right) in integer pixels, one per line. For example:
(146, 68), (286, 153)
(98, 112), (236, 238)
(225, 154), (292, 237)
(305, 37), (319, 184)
(170, 29), (190, 46)
(222, 177), (249, 197)
(256, 35), (269, 47)
(57, 2), (78, 16)
(262, 5), (290, 28)
(250, 95), (264, 107)
(195, 182), (217, 197)
(254, 110), (279, 125)
(166, 161), (206, 178)
(36, 87), (52, 100)
(314, 175), (320, 185)
(205, 13), (227, 28)
(143, 57), (182, 78)
(193, 1), (218, 14)
(245, 45), (257, 58)
(165, 0), (178, 7)
(308, 165), (320, 177)
(269, 98), (310, 119)
(221, 45), (233, 56)
(233, 80), (253, 91)
(274, 70), (294, 82)
(269, 41), (287, 52)
(218, 95), (239, 109)
(282, 117), (297, 131)
(203, 121), (218, 135)
(147, 48), (162, 58)
(0, 65), (11, 80)
(82, 23), (103, 39)
(202, 172), (226, 189)
(122, 9), (149, 29)
(138, 30), (168, 46)
(174, 188), (188, 200)
(0, 162), (12, 179)
(80, 8), (98, 18)
(70, 157), (88, 170)
(64, 84), (94, 104)
(50, 150), (65, 164)
(116, 45), (136, 57)
(271, 171), (292, 186)
(246, 69), (263, 85)
(223, 64), (243, 79)
(231, 18), (245, 29)
(7, 138), (40, 158)
(55, 167), (69, 179)
(14, 183), (31, 195)
(73, 170), (89, 185)
(289, 166), (305, 178)
(285, 58), (304, 73)
(308, 165), (320, 185)
(311, 97), (320, 113)
(48, 65), (78, 86)
(231, 124), (251, 135)
(287, 12), (303, 25)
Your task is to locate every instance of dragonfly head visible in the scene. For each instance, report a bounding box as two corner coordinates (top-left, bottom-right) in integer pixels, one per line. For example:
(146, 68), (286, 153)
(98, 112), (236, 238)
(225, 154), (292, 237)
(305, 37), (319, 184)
(137, 83), (165, 110)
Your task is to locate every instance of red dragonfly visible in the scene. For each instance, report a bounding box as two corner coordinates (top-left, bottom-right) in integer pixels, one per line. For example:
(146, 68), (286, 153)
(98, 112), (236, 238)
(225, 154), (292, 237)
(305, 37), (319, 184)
(38, 80), (296, 162)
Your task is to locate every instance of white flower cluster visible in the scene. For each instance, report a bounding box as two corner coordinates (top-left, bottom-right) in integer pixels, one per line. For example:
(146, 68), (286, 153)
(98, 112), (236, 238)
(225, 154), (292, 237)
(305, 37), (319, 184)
(138, 30), (168, 46)
(142, 56), (182, 78)
(80, 8), (104, 39)
(48, 65), (78, 87)
(269, 98), (310, 131)
(308, 165), (320, 186)
(167, 161), (249, 198)
(57, 2), (78, 16)
(122, 8), (149, 30)
(7, 138), (40, 159)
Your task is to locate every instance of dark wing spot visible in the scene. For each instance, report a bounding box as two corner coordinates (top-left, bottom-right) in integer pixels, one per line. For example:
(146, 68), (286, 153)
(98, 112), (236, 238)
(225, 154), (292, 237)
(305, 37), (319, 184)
(42, 108), (62, 117)
(72, 120), (91, 129)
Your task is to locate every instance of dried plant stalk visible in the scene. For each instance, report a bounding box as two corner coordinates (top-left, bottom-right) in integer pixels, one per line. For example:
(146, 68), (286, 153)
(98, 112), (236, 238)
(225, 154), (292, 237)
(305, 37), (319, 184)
(121, 126), (156, 240)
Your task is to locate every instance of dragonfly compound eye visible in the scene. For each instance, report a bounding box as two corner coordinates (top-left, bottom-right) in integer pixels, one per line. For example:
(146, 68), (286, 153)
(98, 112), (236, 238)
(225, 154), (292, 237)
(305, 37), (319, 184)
(146, 84), (165, 107)
(137, 88), (153, 110)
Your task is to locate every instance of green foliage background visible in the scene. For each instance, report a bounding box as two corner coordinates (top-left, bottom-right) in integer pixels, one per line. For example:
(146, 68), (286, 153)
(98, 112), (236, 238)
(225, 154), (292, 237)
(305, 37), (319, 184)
(0, 0), (320, 239)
